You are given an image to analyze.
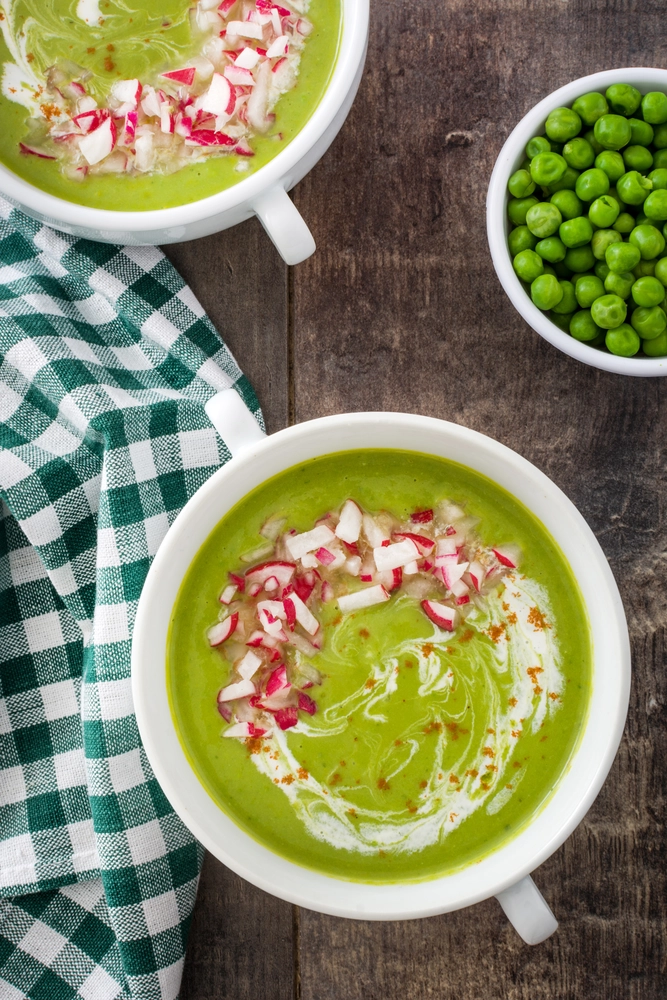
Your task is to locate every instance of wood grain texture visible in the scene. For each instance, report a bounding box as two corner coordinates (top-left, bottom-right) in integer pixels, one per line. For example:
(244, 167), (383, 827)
(169, 0), (667, 996)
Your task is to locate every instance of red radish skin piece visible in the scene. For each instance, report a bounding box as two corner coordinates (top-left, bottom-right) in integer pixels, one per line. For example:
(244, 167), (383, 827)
(335, 499), (363, 544)
(19, 144), (56, 160)
(218, 677), (256, 702)
(245, 560), (295, 589)
(229, 572), (245, 592)
(217, 701), (233, 723)
(456, 595), (470, 606)
(248, 581), (262, 597)
(264, 575), (279, 592)
(186, 130), (236, 147)
(207, 612), (239, 646)
(421, 600), (459, 632)
(162, 67), (197, 86)
(338, 585), (390, 613)
(315, 547), (336, 566)
(275, 707), (299, 731)
(393, 532), (435, 553)
(298, 693), (317, 715)
(283, 596), (297, 630)
(411, 509), (434, 524)
(390, 567), (403, 591)
(360, 573), (373, 582)
(219, 0), (237, 13)
(219, 583), (237, 604)
(266, 665), (289, 696)
(468, 561), (486, 592)
(492, 546), (521, 569)
(246, 630), (265, 647)
(248, 722), (267, 737)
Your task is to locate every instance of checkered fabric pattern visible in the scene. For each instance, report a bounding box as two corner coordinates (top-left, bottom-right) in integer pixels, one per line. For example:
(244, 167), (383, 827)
(0, 198), (263, 999)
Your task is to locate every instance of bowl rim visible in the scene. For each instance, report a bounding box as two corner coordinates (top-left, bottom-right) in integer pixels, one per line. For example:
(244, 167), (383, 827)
(0, 0), (369, 232)
(487, 66), (667, 377)
(131, 411), (631, 919)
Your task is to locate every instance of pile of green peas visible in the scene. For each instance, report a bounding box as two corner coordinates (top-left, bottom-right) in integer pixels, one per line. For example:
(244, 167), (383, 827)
(507, 83), (667, 358)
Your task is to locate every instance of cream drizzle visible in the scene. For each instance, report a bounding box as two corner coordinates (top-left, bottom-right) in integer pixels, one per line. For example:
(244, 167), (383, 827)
(249, 576), (563, 855)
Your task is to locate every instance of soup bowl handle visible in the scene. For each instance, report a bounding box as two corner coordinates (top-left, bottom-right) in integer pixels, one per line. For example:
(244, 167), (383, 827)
(495, 874), (558, 945)
(205, 389), (266, 458)
(252, 187), (317, 266)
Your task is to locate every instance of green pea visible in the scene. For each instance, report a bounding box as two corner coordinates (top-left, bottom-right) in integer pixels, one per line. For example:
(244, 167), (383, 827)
(616, 170), (653, 205)
(583, 128), (605, 156)
(634, 260), (656, 278)
(526, 136), (551, 159)
(531, 273), (563, 310)
(570, 309), (603, 341)
(508, 169), (536, 198)
(594, 114), (632, 150)
(591, 293), (628, 328)
(530, 152), (567, 186)
(613, 212), (636, 234)
(562, 137), (595, 170)
(588, 194), (620, 228)
(545, 107), (582, 143)
(631, 305), (667, 340)
(605, 323), (641, 356)
(550, 189), (583, 219)
(594, 261), (611, 281)
(592, 228), (622, 260)
(629, 223), (666, 259)
(508, 196), (540, 225)
(605, 84), (642, 117)
(558, 216), (592, 248)
(654, 257), (667, 284)
(628, 117), (654, 146)
(654, 149), (667, 169)
(551, 279), (577, 314)
(572, 92), (609, 126)
(508, 225), (538, 255)
(648, 168), (667, 190)
(606, 241), (641, 273)
(632, 276), (666, 306)
(513, 249), (545, 282)
(526, 202), (563, 238)
(644, 189), (667, 221)
(623, 145), (654, 172)
(564, 245), (595, 272)
(547, 167), (580, 193)
(550, 310), (573, 332)
(604, 270), (634, 299)
(653, 124), (667, 149)
(535, 236), (567, 262)
(575, 274), (605, 307)
(642, 329), (667, 355)
(575, 167), (610, 201)
(595, 150), (626, 183)
(641, 91), (667, 125)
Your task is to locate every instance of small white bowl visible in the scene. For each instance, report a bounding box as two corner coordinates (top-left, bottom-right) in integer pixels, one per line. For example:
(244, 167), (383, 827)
(132, 391), (631, 944)
(487, 67), (667, 376)
(0, 0), (368, 265)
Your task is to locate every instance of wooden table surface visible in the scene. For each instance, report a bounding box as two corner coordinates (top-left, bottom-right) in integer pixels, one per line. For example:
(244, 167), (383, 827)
(164, 2), (667, 997)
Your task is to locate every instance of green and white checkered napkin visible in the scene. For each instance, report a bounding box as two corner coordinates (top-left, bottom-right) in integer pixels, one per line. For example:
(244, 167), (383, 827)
(0, 198), (263, 1000)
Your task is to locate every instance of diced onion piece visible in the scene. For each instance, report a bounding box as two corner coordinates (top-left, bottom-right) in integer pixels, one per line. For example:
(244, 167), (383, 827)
(338, 585), (390, 613)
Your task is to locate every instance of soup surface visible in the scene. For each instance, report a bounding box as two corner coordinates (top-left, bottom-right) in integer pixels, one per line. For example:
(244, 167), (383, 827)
(168, 450), (592, 883)
(0, 0), (341, 210)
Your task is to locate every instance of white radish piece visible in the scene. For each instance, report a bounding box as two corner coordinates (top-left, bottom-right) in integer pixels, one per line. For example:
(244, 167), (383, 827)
(222, 722), (252, 738)
(338, 585), (390, 613)
(218, 678), (256, 701)
(435, 554), (469, 590)
(256, 599), (286, 620)
(237, 650), (263, 681)
(285, 523), (336, 561)
(219, 584), (237, 605)
(421, 600), (459, 631)
(199, 73), (235, 117)
(227, 19), (264, 38)
(335, 499), (363, 543)
(207, 612), (239, 646)
(79, 118), (116, 165)
(362, 513), (389, 547)
(111, 79), (141, 106)
(403, 560), (419, 576)
(245, 561), (295, 588)
(266, 34), (289, 58)
(492, 545), (521, 569)
(468, 560), (486, 592)
(373, 538), (420, 573)
(235, 47), (261, 69)
(345, 555), (362, 576)
(288, 592), (320, 635)
(224, 65), (255, 87)
(247, 60), (270, 130)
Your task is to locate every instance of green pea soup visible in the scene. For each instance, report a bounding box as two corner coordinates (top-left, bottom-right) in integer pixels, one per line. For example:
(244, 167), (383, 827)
(168, 450), (593, 884)
(0, 0), (341, 210)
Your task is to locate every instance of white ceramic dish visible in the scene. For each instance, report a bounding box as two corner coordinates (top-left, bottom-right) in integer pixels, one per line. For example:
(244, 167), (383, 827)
(0, 0), (369, 265)
(487, 67), (667, 376)
(132, 390), (631, 944)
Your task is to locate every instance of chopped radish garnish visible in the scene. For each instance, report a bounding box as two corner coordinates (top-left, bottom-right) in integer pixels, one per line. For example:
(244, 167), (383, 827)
(245, 561), (295, 588)
(362, 513), (389, 548)
(335, 499), (363, 544)
(393, 531), (435, 553)
(275, 707), (298, 730)
(227, 19), (264, 38)
(338, 585), (390, 613)
(19, 144), (56, 160)
(266, 34), (289, 58)
(219, 584), (237, 605)
(257, 599), (286, 620)
(373, 538), (420, 573)
(162, 67), (197, 86)
(289, 592), (319, 635)
(492, 545), (521, 569)
(217, 701), (233, 722)
(468, 560), (486, 592)
(404, 560), (419, 575)
(229, 572), (245, 592)
(298, 692), (317, 715)
(235, 47), (261, 69)
(79, 117), (116, 165)
(321, 581), (334, 603)
(218, 677), (256, 701)
(411, 509), (434, 524)
(248, 581), (262, 597)
(207, 612), (239, 646)
(285, 524), (336, 561)
(435, 554), (469, 590)
(223, 722), (253, 738)
(456, 595), (470, 606)
(283, 596), (297, 630)
(421, 600), (459, 631)
(315, 547), (336, 566)
(266, 664), (289, 696)
(111, 79), (142, 105)
(238, 650), (262, 680)
(345, 555), (362, 576)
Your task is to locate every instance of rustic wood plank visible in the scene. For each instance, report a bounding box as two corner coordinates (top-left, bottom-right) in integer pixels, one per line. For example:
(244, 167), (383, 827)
(163, 217), (289, 434)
